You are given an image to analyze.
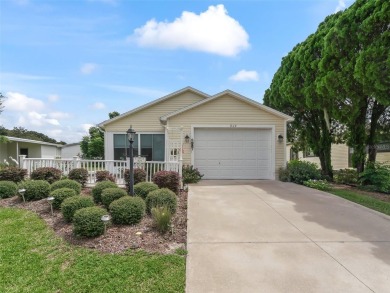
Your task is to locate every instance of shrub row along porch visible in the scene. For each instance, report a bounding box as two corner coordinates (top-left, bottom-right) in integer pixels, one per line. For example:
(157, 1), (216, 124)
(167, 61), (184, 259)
(19, 155), (182, 186)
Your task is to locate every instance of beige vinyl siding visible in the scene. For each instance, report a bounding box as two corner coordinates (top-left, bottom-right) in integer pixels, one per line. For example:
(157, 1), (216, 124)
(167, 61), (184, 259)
(167, 93), (286, 177)
(104, 92), (206, 132)
(377, 152), (390, 163)
(41, 145), (59, 158)
(330, 144), (349, 170)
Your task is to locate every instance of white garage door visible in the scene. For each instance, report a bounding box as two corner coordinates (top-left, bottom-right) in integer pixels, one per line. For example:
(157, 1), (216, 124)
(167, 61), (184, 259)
(194, 128), (273, 179)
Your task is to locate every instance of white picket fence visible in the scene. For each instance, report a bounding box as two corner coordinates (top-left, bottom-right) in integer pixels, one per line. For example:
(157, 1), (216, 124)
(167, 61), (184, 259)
(19, 155), (181, 186)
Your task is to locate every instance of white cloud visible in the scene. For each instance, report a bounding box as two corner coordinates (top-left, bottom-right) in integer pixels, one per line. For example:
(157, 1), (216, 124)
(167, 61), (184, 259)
(18, 111), (60, 127)
(229, 70), (259, 82)
(48, 111), (71, 119)
(81, 123), (95, 133)
(91, 102), (105, 109)
(131, 4), (249, 57)
(80, 63), (98, 75)
(4, 92), (45, 111)
(335, 0), (346, 12)
(48, 94), (59, 102)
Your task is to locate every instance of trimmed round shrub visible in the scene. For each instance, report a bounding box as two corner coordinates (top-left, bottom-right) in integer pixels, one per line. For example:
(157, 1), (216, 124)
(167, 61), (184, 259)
(51, 179), (81, 194)
(152, 171), (180, 193)
(124, 168), (146, 190)
(0, 167), (27, 183)
(145, 188), (177, 214)
(61, 196), (95, 222)
(18, 180), (50, 201)
(91, 181), (117, 203)
(101, 188), (127, 208)
(109, 196), (145, 225)
(68, 168), (88, 187)
(0, 181), (18, 199)
(134, 182), (159, 199)
(50, 188), (77, 209)
(73, 206), (107, 237)
(334, 169), (358, 185)
(31, 167), (62, 184)
(96, 171), (115, 182)
(286, 160), (321, 184)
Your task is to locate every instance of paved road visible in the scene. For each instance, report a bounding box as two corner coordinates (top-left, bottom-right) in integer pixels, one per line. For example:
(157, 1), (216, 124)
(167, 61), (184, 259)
(186, 180), (390, 293)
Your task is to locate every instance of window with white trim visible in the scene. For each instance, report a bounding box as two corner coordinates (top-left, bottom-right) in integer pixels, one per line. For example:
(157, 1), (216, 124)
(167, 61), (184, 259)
(113, 133), (164, 161)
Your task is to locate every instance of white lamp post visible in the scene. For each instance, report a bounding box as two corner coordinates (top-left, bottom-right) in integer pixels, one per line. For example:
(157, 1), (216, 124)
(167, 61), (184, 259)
(101, 215), (110, 235)
(127, 125), (136, 196)
(47, 196), (54, 216)
(18, 189), (26, 202)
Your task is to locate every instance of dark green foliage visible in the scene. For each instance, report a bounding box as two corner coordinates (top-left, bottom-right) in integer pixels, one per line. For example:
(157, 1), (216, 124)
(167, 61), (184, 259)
(109, 196), (145, 225)
(151, 206), (172, 234)
(50, 188), (77, 209)
(18, 180), (50, 201)
(285, 160), (321, 185)
(31, 167), (62, 184)
(68, 168), (88, 187)
(145, 188), (177, 214)
(359, 162), (390, 193)
(73, 206), (107, 237)
(95, 170), (115, 182)
(152, 171), (180, 193)
(51, 179), (81, 194)
(0, 181), (18, 198)
(80, 126), (104, 159)
(0, 167), (27, 183)
(303, 179), (331, 191)
(124, 168), (146, 190)
(91, 181), (117, 203)
(182, 165), (203, 184)
(0, 126), (64, 144)
(333, 169), (359, 185)
(61, 196), (95, 222)
(278, 167), (290, 182)
(101, 187), (127, 208)
(134, 182), (159, 199)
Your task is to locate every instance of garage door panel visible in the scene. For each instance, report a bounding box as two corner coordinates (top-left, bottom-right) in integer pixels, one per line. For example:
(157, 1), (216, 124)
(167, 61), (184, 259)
(194, 128), (273, 180)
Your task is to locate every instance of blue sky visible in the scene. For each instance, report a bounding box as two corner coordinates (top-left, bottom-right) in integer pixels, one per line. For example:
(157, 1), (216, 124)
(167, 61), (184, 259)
(0, 0), (353, 143)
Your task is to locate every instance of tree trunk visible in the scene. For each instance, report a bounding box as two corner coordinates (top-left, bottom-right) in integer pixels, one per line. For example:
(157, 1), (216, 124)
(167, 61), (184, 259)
(366, 102), (386, 162)
(350, 100), (369, 173)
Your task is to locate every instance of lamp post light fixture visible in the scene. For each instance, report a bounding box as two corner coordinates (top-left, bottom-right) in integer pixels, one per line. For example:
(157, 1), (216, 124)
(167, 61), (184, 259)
(184, 134), (190, 143)
(277, 134), (284, 143)
(127, 125), (136, 196)
(18, 189), (26, 202)
(47, 196), (54, 216)
(101, 214), (110, 235)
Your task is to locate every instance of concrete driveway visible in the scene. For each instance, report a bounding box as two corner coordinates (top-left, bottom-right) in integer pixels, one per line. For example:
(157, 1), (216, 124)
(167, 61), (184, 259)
(186, 180), (390, 293)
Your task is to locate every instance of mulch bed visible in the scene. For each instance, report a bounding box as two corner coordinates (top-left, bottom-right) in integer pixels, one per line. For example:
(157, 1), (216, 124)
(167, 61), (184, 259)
(330, 183), (390, 202)
(0, 189), (187, 254)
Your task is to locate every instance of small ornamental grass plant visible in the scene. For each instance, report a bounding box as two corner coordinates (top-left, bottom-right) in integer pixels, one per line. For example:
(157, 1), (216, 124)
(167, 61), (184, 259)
(152, 171), (180, 193)
(303, 179), (331, 191)
(0, 181), (18, 198)
(134, 182), (159, 199)
(92, 181), (118, 204)
(31, 167), (62, 184)
(73, 206), (107, 237)
(61, 195), (95, 222)
(18, 180), (50, 201)
(145, 188), (177, 214)
(0, 167), (27, 183)
(49, 188), (77, 209)
(109, 196), (145, 225)
(51, 179), (81, 194)
(68, 168), (89, 187)
(151, 206), (172, 234)
(182, 165), (203, 184)
(101, 187), (127, 208)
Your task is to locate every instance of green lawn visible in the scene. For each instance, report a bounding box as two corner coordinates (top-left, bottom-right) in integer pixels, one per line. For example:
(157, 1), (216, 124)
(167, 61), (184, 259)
(328, 189), (390, 216)
(0, 208), (185, 293)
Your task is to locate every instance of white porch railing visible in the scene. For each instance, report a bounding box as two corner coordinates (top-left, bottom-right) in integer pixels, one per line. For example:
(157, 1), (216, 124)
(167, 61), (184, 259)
(19, 155), (181, 186)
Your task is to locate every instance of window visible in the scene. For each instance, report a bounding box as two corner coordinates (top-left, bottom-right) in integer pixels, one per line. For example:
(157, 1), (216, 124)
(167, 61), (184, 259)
(20, 148), (29, 158)
(376, 142), (390, 153)
(113, 133), (164, 161)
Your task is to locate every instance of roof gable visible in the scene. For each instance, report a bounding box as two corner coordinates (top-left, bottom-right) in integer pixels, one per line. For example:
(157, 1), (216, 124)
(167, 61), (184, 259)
(6, 136), (62, 147)
(98, 86), (209, 127)
(160, 90), (293, 122)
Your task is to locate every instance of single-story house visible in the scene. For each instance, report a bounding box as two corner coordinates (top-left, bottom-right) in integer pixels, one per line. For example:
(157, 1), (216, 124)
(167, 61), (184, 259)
(98, 87), (293, 180)
(287, 143), (390, 169)
(0, 136), (62, 164)
(61, 143), (81, 159)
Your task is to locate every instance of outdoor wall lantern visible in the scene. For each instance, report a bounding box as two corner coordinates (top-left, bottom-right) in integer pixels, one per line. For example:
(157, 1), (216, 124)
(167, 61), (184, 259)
(47, 196), (54, 216)
(127, 125), (136, 196)
(18, 189), (26, 202)
(184, 134), (190, 143)
(278, 134), (284, 143)
(101, 215), (110, 235)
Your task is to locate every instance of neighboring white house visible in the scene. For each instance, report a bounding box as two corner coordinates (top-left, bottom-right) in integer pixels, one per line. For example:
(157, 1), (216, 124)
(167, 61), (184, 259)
(287, 143), (390, 169)
(98, 87), (293, 180)
(0, 136), (62, 164)
(61, 143), (81, 159)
